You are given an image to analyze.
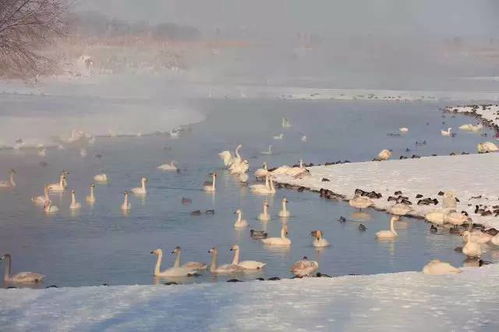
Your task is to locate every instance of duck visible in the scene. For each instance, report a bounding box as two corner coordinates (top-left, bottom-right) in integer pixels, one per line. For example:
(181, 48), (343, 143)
(311, 230), (330, 248)
(261, 225), (291, 246)
(150, 249), (198, 277)
(94, 173), (108, 184)
(234, 209), (248, 228)
(32, 185), (50, 206)
(69, 190), (82, 210)
(376, 216), (399, 239)
(0, 169), (16, 189)
(249, 174), (276, 195)
(131, 177), (148, 195)
(230, 245), (266, 270)
(208, 248), (244, 274)
(273, 133), (284, 140)
(399, 127), (409, 133)
(121, 191), (131, 211)
(1, 254), (45, 284)
(254, 162), (269, 179)
(203, 173), (216, 192)
(462, 232), (482, 258)
(260, 145), (272, 155)
(171, 246), (207, 270)
(290, 257), (319, 277)
(375, 149), (391, 161)
(86, 184), (96, 204)
(47, 173), (66, 192)
(389, 203), (412, 217)
(157, 161), (178, 171)
(257, 200), (271, 221)
(349, 195), (373, 211)
(44, 200), (59, 214)
(422, 259), (461, 275)
(441, 128), (452, 136)
(278, 198), (290, 218)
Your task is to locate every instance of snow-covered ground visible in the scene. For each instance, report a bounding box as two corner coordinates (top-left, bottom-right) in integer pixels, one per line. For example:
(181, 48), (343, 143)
(444, 104), (499, 130)
(0, 264), (498, 331)
(273, 153), (499, 230)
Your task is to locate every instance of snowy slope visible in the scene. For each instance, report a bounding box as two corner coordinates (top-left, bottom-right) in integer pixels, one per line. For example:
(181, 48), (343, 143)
(0, 265), (498, 331)
(273, 153), (499, 229)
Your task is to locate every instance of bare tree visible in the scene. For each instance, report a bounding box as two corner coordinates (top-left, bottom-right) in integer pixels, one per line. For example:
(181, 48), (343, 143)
(0, 0), (67, 79)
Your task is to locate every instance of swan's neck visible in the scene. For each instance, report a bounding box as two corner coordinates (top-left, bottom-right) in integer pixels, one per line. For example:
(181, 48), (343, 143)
(231, 249), (240, 265)
(264, 175), (269, 188)
(123, 194), (128, 206)
(2, 255), (11, 281)
(390, 218), (397, 235)
(154, 252), (162, 276)
(59, 175), (64, 187)
(211, 175), (216, 191)
(141, 180), (146, 191)
(299, 160), (303, 168)
(9, 173), (15, 187)
(90, 187), (95, 200)
(210, 252), (218, 272)
(263, 162), (267, 171)
(71, 192), (76, 204)
(268, 145), (272, 153)
(44, 187), (49, 200)
(237, 212), (242, 223)
(263, 204), (268, 215)
(173, 251), (181, 268)
(281, 228), (287, 239)
(282, 200), (287, 212)
(269, 178), (275, 192)
(235, 145), (241, 159)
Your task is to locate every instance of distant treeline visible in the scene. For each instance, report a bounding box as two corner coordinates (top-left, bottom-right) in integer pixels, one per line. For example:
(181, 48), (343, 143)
(69, 11), (201, 41)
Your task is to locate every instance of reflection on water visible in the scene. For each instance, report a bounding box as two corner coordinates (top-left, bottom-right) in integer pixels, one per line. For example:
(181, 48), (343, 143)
(0, 99), (498, 287)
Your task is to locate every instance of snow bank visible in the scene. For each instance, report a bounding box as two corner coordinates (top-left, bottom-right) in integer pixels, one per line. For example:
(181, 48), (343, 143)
(0, 265), (498, 331)
(444, 104), (499, 131)
(273, 153), (499, 229)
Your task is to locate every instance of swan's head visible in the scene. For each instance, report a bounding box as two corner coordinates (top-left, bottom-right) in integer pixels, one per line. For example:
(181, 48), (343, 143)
(124, 191), (128, 196)
(142, 177), (148, 183)
(71, 190), (76, 194)
(444, 191), (456, 199)
(264, 200), (269, 207)
(171, 246), (181, 254)
(230, 245), (240, 251)
(9, 169), (15, 174)
(211, 173), (217, 178)
(150, 249), (162, 256)
(208, 247), (218, 255)
(234, 209), (242, 215)
(310, 230), (322, 240)
(282, 198), (288, 203)
(90, 184), (95, 188)
(282, 225), (289, 235)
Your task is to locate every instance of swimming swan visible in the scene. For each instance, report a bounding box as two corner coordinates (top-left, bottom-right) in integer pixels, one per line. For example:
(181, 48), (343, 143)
(208, 248), (244, 274)
(249, 174), (276, 195)
(290, 256), (319, 277)
(459, 124), (482, 132)
(278, 198), (290, 218)
(47, 173), (66, 192)
(311, 230), (330, 247)
(69, 190), (82, 210)
(260, 145), (272, 155)
(44, 200), (59, 214)
(121, 191), (131, 211)
(131, 177), (148, 195)
(254, 162), (269, 179)
(218, 150), (233, 167)
(261, 225), (291, 246)
(1, 254), (45, 284)
(349, 195), (373, 211)
(441, 128), (452, 136)
(0, 169), (16, 189)
(462, 232), (482, 258)
(171, 246), (207, 270)
(389, 203), (412, 217)
(86, 184), (96, 204)
(230, 245), (266, 270)
(158, 161), (178, 171)
(376, 216), (398, 239)
(234, 209), (248, 228)
(258, 200), (271, 221)
(94, 173), (108, 184)
(273, 133), (284, 140)
(399, 127), (409, 133)
(32, 185), (49, 206)
(477, 141), (498, 153)
(150, 249), (198, 277)
(203, 173), (216, 192)
(422, 259), (461, 275)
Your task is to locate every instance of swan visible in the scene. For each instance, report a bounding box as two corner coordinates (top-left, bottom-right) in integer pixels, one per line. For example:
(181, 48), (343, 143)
(38, 148), (47, 157)
(234, 209), (248, 228)
(376, 216), (398, 239)
(282, 117), (291, 128)
(238, 172), (249, 183)
(44, 200), (59, 214)
(441, 128), (452, 136)
(249, 174), (276, 195)
(270, 165), (292, 175)
(47, 173), (66, 192)
(32, 185), (50, 206)
(286, 160), (307, 178)
(444, 211), (468, 226)
(462, 230), (492, 245)
(208, 247), (244, 274)
(311, 230), (330, 247)
(158, 161), (178, 171)
(261, 225), (291, 246)
(94, 173), (108, 184)
(459, 124), (483, 132)
(1, 254), (45, 284)
(232, 144), (243, 167)
(121, 191), (131, 211)
(260, 145), (272, 155)
(150, 249), (198, 277)
(254, 162), (269, 179)
(425, 210), (447, 225)
(86, 184), (96, 204)
(442, 192), (457, 209)
(375, 149), (391, 161)
(80, 148), (87, 157)
(203, 173), (216, 192)
(278, 198), (290, 218)
(258, 200), (271, 221)
(230, 245), (266, 270)
(171, 246), (207, 270)
(399, 127), (409, 133)
(69, 190), (82, 210)
(477, 141), (498, 153)
(290, 257), (319, 277)
(131, 177), (147, 195)
(218, 150), (233, 167)
(422, 259), (461, 275)
(0, 169), (16, 189)
(349, 195), (373, 211)
(301, 135), (307, 142)
(273, 133), (284, 140)
(230, 159), (249, 175)
(462, 232), (481, 258)
(389, 203), (412, 217)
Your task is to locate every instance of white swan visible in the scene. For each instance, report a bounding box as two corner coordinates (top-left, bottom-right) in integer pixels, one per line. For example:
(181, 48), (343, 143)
(260, 145), (272, 155)
(0, 169), (16, 189)
(238, 172), (249, 183)
(477, 141), (498, 153)
(441, 128), (452, 136)
(150, 249), (198, 277)
(278, 198), (290, 218)
(442, 192), (457, 209)
(38, 148), (47, 157)
(270, 165), (292, 175)
(254, 162), (269, 179)
(158, 161), (178, 171)
(261, 225), (291, 246)
(301, 135), (307, 142)
(44, 200), (59, 214)
(286, 160), (308, 178)
(131, 177), (148, 195)
(208, 248), (244, 274)
(218, 150), (233, 167)
(425, 210), (447, 225)
(258, 200), (271, 221)
(282, 117), (291, 128)
(69, 190), (82, 210)
(375, 149), (391, 161)
(234, 209), (248, 228)
(94, 173), (108, 184)
(349, 195), (373, 211)
(47, 173), (66, 192)
(86, 184), (96, 204)
(203, 173), (216, 192)
(1, 254), (45, 284)
(376, 216), (398, 239)
(399, 127), (409, 133)
(231, 144), (243, 167)
(273, 133), (284, 140)
(422, 259), (461, 275)
(230, 245), (266, 270)
(121, 191), (131, 211)
(171, 246), (207, 270)
(249, 174), (276, 195)
(290, 257), (319, 277)
(389, 203), (412, 217)
(311, 230), (330, 248)
(462, 232), (482, 258)
(444, 212), (468, 226)
(461, 230), (492, 245)
(230, 160), (249, 175)
(32, 185), (50, 206)
(459, 124), (483, 132)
